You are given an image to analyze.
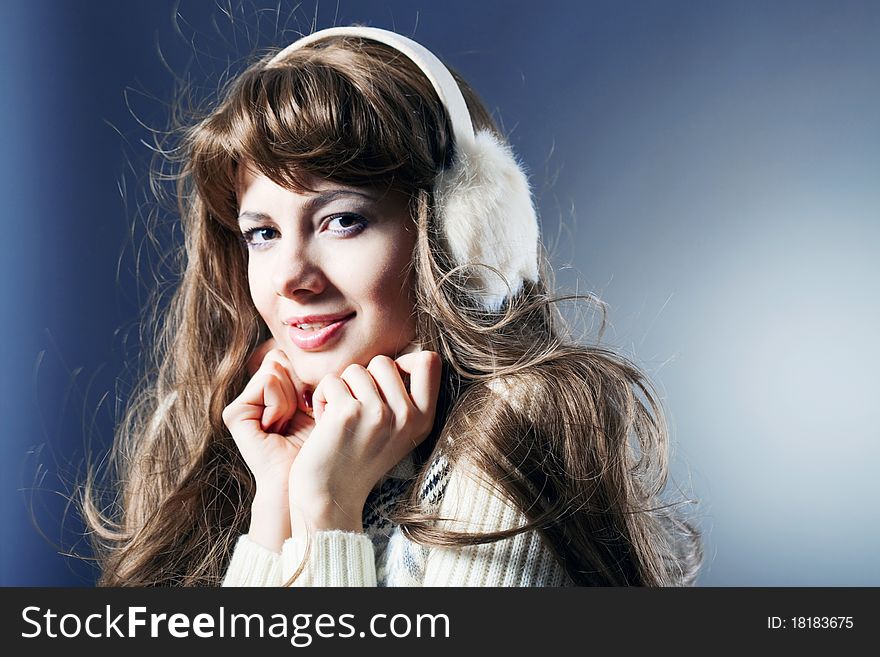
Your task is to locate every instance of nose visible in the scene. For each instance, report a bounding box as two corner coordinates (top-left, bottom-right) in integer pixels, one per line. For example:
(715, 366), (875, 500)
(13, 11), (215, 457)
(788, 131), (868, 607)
(270, 238), (326, 298)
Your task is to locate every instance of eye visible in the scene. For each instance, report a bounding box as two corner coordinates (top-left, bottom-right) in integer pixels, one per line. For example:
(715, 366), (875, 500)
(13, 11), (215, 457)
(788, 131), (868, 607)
(240, 226), (279, 249)
(326, 213), (368, 236)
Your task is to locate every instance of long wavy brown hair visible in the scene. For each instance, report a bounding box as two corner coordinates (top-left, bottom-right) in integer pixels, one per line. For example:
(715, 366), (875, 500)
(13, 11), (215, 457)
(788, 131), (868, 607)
(84, 33), (702, 586)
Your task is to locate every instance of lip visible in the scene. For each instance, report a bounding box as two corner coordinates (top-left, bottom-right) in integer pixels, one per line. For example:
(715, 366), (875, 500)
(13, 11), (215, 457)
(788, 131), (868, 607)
(286, 312), (355, 351)
(283, 311), (355, 326)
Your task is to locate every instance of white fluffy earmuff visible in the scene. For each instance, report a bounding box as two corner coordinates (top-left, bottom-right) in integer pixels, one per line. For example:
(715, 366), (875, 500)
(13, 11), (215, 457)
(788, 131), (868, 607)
(269, 27), (540, 312)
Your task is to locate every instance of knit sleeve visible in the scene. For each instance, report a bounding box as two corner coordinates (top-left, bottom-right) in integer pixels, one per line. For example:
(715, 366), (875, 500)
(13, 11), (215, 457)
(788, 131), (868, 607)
(280, 530), (378, 586)
(420, 462), (570, 586)
(221, 535), (283, 587)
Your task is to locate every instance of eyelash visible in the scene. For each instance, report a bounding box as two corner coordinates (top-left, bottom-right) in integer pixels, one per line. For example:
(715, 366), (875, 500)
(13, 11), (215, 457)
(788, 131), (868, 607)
(239, 213), (368, 249)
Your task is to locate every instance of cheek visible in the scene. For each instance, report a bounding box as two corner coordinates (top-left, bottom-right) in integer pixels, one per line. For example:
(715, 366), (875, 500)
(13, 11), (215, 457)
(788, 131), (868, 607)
(373, 259), (417, 321)
(247, 263), (273, 320)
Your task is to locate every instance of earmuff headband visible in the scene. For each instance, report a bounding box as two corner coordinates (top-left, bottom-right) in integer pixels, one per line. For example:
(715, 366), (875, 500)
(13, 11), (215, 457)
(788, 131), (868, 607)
(269, 27), (476, 147)
(268, 27), (540, 312)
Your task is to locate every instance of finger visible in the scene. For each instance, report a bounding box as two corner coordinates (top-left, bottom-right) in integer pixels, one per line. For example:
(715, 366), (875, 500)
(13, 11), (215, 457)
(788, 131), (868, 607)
(311, 374), (354, 423)
(392, 343), (421, 390)
(263, 352), (298, 430)
(230, 349), (297, 435)
(394, 351), (443, 417)
(270, 348), (314, 420)
(261, 373), (289, 433)
(339, 364), (384, 405)
(367, 355), (412, 419)
(285, 409), (316, 447)
(253, 351), (295, 429)
(225, 366), (277, 428)
(263, 348), (295, 389)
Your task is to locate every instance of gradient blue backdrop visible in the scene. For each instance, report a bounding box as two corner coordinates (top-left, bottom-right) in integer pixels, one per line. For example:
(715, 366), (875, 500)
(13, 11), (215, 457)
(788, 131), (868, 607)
(2, 0), (878, 586)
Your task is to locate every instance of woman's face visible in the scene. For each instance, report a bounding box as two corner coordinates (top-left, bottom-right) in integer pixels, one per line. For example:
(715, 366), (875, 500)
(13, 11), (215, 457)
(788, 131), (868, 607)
(237, 167), (419, 390)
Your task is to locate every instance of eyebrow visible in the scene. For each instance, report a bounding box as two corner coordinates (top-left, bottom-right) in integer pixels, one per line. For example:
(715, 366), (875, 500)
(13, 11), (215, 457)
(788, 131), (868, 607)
(237, 189), (378, 225)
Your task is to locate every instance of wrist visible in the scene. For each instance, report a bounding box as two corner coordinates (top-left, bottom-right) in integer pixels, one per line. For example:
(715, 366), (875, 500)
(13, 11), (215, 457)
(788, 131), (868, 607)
(248, 489), (292, 553)
(290, 499), (364, 536)
(253, 484), (290, 510)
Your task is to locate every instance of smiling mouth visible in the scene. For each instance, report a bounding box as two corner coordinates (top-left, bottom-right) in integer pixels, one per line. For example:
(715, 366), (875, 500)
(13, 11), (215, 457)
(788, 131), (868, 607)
(286, 313), (355, 351)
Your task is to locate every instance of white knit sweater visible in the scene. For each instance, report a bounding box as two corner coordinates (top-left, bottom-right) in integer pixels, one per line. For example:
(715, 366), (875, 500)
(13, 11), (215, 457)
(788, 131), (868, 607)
(222, 453), (572, 587)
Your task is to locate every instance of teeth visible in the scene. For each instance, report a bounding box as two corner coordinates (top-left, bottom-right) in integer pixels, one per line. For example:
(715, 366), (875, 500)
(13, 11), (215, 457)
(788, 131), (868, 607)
(295, 321), (334, 331)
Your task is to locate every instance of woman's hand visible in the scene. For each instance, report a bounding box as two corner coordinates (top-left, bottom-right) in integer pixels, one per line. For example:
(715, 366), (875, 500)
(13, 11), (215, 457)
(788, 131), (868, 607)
(287, 349), (443, 535)
(222, 339), (316, 551)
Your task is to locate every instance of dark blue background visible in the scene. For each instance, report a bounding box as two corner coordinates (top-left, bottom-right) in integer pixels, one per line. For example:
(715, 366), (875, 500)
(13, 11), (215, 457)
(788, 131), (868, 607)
(3, 0), (878, 586)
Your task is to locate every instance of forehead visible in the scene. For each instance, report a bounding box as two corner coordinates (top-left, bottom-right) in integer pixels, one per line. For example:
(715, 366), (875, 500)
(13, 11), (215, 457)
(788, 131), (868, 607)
(236, 165), (321, 197)
(236, 164), (413, 219)
(236, 164), (391, 202)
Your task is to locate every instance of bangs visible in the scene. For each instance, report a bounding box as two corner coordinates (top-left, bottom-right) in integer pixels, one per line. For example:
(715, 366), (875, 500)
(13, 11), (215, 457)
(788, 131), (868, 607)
(187, 44), (447, 230)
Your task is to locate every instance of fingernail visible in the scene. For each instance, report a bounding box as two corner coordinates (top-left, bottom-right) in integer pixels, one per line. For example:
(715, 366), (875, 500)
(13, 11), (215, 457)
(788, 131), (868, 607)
(302, 389), (313, 409)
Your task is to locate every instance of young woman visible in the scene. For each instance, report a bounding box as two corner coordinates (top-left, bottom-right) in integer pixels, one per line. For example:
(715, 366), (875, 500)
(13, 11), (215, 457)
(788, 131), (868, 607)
(85, 26), (702, 586)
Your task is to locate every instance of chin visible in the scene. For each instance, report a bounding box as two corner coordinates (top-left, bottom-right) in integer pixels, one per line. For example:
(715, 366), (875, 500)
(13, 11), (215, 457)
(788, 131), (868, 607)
(292, 353), (353, 387)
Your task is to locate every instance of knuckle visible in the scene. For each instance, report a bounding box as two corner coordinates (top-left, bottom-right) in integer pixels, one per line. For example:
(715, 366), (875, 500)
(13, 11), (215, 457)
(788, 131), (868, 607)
(399, 409), (418, 432)
(267, 359), (286, 372)
(342, 400), (362, 419)
(342, 362), (366, 377)
(421, 350), (440, 368)
(368, 404), (389, 427)
(261, 349), (286, 367)
(368, 354), (395, 370)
